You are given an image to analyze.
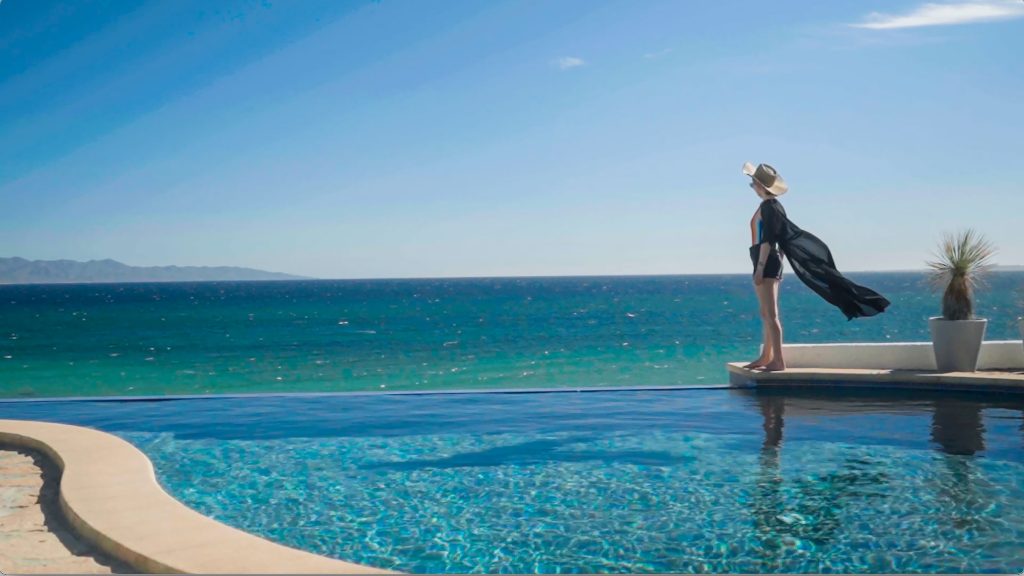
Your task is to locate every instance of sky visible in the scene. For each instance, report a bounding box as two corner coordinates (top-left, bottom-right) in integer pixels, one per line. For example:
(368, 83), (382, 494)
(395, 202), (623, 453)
(1, 0), (1022, 278)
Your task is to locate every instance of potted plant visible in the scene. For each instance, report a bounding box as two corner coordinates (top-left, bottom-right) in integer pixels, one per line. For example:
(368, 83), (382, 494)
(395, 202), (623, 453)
(927, 229), (996, 372)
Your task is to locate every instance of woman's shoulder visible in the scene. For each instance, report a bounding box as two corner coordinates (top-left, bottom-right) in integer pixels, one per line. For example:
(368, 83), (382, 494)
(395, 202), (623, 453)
(761, 197), (786, 218)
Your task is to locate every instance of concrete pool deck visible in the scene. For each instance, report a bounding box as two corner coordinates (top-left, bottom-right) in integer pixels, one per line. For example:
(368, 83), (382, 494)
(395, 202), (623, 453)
(0, 448), (132, 574)
(728, 341), (1024, 392)
(0, 419), (395, 574)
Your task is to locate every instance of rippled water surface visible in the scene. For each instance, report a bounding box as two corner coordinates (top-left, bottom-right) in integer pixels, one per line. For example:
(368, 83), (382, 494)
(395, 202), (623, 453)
(2, 273), (1023, 397)
(4, 388), (1023, 573)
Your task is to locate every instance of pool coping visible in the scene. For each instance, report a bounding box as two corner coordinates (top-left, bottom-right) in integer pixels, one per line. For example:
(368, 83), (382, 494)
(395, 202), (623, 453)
(726, 362), (1024, 393)
(0, 419), (397, 574)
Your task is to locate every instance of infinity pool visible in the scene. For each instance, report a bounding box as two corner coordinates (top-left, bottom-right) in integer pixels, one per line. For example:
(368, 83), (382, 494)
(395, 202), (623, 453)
(2, 387), (1023, 573)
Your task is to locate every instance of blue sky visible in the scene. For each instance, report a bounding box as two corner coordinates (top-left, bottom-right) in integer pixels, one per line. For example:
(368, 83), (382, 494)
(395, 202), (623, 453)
(1, 0), (1022, 278)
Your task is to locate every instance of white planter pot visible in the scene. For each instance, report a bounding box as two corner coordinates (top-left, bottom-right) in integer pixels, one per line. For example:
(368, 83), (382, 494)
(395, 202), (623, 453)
(929, 317), (987, 372)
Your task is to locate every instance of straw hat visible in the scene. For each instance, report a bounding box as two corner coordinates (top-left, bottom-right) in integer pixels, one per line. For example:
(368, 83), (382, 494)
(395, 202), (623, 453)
(742, 162), (788, 196)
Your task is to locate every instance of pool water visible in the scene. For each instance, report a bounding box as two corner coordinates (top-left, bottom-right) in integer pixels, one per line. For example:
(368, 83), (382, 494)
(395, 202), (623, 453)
(3, 387), (1023, 573)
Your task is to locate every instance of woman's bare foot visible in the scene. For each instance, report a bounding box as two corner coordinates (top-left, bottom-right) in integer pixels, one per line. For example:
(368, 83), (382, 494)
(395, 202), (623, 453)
(743, 356), (772, 369)
(759, 360), (786, 372)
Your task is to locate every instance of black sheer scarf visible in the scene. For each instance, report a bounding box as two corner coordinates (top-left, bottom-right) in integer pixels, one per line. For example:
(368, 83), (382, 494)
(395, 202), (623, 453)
(760, 198), (890, 320)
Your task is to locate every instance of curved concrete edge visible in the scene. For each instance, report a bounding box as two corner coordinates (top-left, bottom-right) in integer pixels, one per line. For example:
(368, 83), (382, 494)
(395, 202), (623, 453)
(0, 419), (397, 574)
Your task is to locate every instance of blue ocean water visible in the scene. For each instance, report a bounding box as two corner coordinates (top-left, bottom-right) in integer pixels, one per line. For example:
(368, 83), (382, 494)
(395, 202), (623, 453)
(3, 388), (1022, 573)
(1, 273), (1022, 398)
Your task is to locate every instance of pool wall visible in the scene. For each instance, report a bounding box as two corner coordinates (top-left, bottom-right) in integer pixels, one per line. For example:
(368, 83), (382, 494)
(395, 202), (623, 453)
(0, 419), (395, 574)
(775, 341), (1024, 370)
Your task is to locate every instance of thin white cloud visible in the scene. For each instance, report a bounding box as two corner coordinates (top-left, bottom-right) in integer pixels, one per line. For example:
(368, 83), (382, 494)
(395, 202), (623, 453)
(851, 0), (1024, 29)
(552, 56), (585, 70)
(643, 48), (673, 59)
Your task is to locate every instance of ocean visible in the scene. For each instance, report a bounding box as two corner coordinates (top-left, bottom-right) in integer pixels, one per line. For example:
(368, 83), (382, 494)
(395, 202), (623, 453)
(1, 273), (1022, 398)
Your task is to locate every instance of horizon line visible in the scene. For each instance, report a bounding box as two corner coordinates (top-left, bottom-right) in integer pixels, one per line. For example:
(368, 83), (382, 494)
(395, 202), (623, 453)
(4, 267), (1024, 287)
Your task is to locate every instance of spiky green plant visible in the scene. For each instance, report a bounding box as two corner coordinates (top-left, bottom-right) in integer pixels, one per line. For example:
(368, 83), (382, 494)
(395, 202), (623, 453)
(926, 229), (996, 321)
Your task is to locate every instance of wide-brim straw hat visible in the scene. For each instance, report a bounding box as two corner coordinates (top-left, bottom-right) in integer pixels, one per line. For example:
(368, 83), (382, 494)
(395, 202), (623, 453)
(743, 162), (788, 196)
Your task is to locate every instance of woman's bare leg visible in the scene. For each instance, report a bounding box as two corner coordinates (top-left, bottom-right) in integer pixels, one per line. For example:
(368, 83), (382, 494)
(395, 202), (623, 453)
(755, 282), (775, 365)
(744, 279), (774, 369)
(761, 279), (786, 371)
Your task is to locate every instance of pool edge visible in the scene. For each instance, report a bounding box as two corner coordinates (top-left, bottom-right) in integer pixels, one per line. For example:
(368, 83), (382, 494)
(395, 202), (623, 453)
(0, 419), (397, 574)
(726, 362), (1024, 393)
(0, 383), (733, 403)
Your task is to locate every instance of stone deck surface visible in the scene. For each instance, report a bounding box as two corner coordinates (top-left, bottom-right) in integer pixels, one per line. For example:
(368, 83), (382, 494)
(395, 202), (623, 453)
(727, 362), (1024, 392)
(0, 448), (131, 574)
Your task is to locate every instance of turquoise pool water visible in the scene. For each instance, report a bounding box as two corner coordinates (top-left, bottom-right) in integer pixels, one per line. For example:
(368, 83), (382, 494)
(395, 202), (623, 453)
(3, 387), (1023, 573)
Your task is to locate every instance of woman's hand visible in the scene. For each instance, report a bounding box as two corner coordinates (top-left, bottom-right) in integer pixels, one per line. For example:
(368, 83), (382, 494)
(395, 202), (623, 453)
(753, 273), (764, 287)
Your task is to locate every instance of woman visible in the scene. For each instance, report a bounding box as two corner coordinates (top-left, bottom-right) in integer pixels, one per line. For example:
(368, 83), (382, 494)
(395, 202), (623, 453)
(742, 162), (890, 372)
(744, 163), (788, 371)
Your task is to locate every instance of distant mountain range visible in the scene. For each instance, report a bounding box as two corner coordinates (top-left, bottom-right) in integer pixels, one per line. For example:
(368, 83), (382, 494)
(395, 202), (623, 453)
(0, 257), (306, 284)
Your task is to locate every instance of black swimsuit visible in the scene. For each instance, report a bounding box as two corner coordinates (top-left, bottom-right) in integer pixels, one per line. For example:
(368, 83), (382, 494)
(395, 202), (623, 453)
(750, 244), (783, 279)
(751, 218), (783, 279)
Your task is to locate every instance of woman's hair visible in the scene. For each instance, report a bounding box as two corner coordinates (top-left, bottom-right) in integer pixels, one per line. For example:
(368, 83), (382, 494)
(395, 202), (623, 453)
(752, 180), (772, 199)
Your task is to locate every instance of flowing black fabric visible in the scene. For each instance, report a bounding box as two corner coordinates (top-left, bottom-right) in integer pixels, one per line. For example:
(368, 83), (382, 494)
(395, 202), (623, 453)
(760, 198), (890, 320)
